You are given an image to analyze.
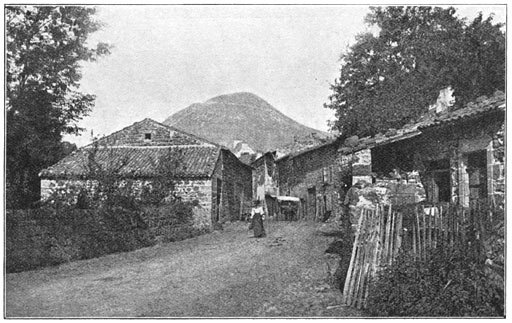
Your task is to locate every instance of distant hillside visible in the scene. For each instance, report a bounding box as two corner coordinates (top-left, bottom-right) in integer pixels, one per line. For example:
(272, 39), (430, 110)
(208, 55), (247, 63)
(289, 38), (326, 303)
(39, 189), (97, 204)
(163, 92), (331, 152)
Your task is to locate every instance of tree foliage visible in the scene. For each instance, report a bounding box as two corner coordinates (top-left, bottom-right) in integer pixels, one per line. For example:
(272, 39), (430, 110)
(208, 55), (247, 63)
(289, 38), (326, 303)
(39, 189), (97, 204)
(6, 6), (110, 208)
(325, 6), (505, 138)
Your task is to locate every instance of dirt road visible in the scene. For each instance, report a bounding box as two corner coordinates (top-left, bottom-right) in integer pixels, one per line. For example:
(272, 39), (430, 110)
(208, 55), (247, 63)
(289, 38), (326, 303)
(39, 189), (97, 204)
(5, 221), (364, 317)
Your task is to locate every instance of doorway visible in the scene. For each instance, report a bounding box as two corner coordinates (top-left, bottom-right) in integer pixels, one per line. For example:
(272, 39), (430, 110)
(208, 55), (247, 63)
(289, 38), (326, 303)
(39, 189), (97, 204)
(466, 150), (487, 202)
(307, 187), (316, 220)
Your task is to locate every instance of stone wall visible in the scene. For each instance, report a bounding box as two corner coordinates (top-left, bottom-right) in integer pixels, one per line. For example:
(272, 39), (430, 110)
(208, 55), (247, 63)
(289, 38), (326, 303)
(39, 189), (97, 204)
(277, 142), (342, 221)
(6, 205), (209, 273)
(174, 179), (212, 229)
(491, 123), (505, 207)
(41, 178), (214, 229)
(351, 149), (373, 184)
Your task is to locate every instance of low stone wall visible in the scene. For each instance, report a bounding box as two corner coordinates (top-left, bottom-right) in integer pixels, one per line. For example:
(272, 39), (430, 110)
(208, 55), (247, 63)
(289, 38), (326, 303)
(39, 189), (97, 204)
(6, 204), (210, 273)
(6, 208), (145, 273)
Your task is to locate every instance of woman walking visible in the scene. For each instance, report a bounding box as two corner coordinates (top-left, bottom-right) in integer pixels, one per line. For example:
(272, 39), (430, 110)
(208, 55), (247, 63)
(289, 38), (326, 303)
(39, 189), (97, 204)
(250, 200), (266, 238)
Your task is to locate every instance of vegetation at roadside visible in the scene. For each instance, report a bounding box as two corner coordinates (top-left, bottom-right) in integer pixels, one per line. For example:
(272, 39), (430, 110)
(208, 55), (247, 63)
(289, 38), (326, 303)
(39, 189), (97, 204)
(366, 246), (504, 317)
(6, 144), (203, 273)
(365, 208), (504, 317)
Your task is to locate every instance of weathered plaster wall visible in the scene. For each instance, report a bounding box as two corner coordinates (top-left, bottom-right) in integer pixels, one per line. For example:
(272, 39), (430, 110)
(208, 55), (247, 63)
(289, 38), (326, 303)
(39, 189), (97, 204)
(252, 154), (279, 204)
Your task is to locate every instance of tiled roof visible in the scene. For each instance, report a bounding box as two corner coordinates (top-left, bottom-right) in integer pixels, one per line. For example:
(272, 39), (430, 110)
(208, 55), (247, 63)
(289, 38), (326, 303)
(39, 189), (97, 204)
(419, 92), (505, 129)
(338, 92), (505, 153)
(342, 122), (424, 153)
(40, 146), (220, 179)
(276, 138), (338, 161)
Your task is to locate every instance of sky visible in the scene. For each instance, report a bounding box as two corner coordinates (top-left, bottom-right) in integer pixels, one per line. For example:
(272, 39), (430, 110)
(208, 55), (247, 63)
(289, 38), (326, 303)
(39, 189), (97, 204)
(64, 4), (506, 147)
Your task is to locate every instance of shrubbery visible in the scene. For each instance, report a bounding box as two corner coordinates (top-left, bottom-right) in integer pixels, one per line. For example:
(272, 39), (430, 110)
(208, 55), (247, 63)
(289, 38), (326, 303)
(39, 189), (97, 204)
(366, 245), (504, 317)
(7, 199), (203, 273)
(7, 146), (203, 272)
(7, 145), (208, 272)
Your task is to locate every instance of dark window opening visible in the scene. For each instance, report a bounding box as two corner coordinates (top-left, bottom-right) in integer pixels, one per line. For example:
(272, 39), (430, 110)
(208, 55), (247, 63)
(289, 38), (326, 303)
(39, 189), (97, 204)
(466, 150), (487, 201)
(433, 171), (451, 202)
(426, 159), (451, 203)
(144, 133), (152, 140)
(371, 145), (416, 179)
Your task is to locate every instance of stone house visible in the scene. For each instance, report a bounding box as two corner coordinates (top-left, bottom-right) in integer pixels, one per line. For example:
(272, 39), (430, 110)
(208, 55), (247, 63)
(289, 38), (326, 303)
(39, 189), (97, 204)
(276, 139), (342, 221)
(265, 92), (504, 222)
(337, 92), (505, 207)
(40, 118), (253, 228)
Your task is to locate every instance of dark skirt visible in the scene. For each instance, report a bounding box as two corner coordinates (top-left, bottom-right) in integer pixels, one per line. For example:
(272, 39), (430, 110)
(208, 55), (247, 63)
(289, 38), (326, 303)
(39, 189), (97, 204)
(252, 213), (266, 238)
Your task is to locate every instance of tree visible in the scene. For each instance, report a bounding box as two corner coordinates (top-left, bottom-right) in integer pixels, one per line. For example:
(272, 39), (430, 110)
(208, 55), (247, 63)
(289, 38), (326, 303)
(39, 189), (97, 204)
(325, 6), (505, 138)
(6, 6), (110, 208)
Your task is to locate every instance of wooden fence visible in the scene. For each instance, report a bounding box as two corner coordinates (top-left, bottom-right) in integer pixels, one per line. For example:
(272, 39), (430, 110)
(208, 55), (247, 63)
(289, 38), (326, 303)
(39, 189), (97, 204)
(342, 201), (501, 309)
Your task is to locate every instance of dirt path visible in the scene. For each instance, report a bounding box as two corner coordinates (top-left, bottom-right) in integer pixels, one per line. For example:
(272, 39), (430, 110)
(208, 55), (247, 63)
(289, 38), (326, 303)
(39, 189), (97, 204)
(5, 221), (365, 317)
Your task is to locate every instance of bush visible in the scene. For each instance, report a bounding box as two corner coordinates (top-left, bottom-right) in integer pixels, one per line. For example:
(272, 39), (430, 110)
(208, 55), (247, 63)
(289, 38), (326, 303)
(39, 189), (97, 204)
(141, 200), (199, 243)
(7, 142), (205, 272)
(366, 245), (504, 317)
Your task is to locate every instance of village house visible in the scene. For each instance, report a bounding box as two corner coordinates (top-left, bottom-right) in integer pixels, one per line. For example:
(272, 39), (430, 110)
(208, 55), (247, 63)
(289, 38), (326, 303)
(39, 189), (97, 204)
(256, 91), (505, 224)
(276, 139), (343, 221)
(40, 118), (253, 229)
(337, 91), (505, 207)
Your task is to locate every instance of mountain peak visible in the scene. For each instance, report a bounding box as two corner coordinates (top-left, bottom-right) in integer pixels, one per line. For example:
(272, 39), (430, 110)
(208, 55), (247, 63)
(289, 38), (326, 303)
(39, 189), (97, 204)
(205, 92), (270, 108)
(163, 92), (330, 152)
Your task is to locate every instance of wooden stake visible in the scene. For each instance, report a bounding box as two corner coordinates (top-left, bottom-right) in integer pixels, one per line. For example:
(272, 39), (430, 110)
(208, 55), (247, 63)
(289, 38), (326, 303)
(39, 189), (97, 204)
(342, 207), (365, 305)
(386, 204), (394, 263)
(414, 206), (421, 260)
(352, 216), (367, 308)
(388, 208), (396, 265)
(412, 217), (417, 258)
(394, 211), (403, 259)
(364, 208), (380, 306)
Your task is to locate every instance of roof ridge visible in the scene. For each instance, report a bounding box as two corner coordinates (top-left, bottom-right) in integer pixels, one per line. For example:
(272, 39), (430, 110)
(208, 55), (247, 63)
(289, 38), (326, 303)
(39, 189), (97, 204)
(152, 119), (223, 147)
(84, 118), (222, 148)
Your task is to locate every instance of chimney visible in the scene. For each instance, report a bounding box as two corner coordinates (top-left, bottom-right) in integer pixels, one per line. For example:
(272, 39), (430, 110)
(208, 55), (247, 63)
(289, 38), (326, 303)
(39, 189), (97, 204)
(429, 86), (455, 114)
